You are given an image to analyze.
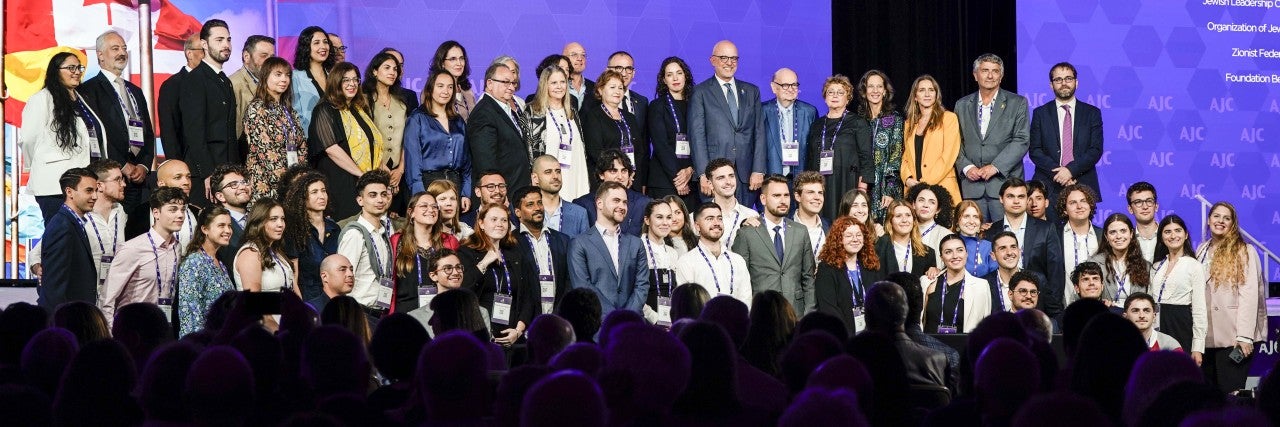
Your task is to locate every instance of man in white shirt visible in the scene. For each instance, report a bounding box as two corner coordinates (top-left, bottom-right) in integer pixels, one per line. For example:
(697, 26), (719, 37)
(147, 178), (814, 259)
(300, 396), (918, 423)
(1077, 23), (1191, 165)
(30, 159), (129, 291)
(336, 170), (395, 319)
(1126, 182), (1160, 262)
(1124, 292), (1182, 352)
(676, 202), (752, 306)
(704, 158), (759, 251)
(790, 171), (828, 259)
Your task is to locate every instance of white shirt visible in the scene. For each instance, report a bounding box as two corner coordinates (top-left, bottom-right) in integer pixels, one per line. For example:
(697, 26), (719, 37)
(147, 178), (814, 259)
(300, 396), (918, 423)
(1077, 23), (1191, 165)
(1151, 255), (1208, 352)
(719, 202), (760, 251)
(893, 240), (914, 273)
(717, 76), (738, 105)
(597, 223), (621, 273)
(793, 214), (826, 260)
(978, 91), (999, 137)
(202, 57), (225, 74)
(337, 216), (392, 307)
(1062, 225), (1098, 305)
(233, 242), (293, 292)
(228, 208), (247, 229)
(29, 204), (128, 287)
(763, 216), (786, 252)
(778, 103), (795, 175)
(569, 77), (588, 108)
(1002, 214), (1028, 268)
(919, 221), (946, 268)
(642, 235), (679, 270)
(1055, 97), (1078, 151)
(675, 241), (753, 306)
(1136, 228), (1158, 263)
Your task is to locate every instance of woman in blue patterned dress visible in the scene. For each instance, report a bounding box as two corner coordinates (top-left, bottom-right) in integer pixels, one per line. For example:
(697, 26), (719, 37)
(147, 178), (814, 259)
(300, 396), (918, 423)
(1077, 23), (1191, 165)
(176, 206), (235, 338)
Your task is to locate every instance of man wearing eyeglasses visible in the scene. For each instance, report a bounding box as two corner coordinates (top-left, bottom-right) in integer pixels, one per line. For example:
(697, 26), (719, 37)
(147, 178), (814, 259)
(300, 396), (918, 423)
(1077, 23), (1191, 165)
(327, 34), (347, 63)
(763, 68), (817, 179)
(467, 62), (532, 203)
(460, 170), (510, 227)
(1126, 182), (1160, 262)
(1029, 61), (1104, 224)
(158, 34), (205, 168)
(78, 30), (156, 214)
(562, 42), (593, 110)
(210, 164), (252, 281)
(955, 53), (1030, 223)
(606, 51), (648, 133)
(689, 40), (767, 207)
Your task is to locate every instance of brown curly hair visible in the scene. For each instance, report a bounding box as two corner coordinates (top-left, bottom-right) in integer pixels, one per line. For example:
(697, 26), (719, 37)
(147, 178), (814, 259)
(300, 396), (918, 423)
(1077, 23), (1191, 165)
(1056, 184), (1099, 222)
(818, 217), (881, 270)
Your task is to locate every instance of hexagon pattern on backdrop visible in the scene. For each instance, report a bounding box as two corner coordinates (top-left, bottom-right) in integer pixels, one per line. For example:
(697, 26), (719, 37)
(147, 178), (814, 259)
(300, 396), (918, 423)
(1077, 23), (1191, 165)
(1018, 0), (1279, 264)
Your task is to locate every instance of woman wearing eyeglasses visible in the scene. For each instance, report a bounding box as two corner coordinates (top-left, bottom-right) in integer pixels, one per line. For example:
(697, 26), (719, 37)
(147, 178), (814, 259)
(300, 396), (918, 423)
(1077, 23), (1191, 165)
(22, 52), (108, 219)
(429, 41), (477, 121)
(391, 192), (463, 313)
(308, 62), (386, 220)
(806, 75), (872, 220)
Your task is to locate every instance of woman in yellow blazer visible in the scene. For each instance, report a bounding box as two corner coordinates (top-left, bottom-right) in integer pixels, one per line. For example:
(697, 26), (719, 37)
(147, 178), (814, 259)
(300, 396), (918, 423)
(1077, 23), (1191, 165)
(900, 75), (961, 204)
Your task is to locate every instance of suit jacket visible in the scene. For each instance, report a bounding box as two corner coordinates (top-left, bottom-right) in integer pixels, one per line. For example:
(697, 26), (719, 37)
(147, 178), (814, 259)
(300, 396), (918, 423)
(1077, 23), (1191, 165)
(178, 62), (240, 178)
(581, 103), (646, 192)
(1028, 99), (1105, 203)
(572, 190), (651, 237)
(874, 235), (937, 276)
(623, 90), (648, 138)
(158, 68), (188, 160)
(953, 89), (1030, 198)
(19, 89), (106, 196)
(466, 94), (531, 199)
(901, 111), (962, 203)
(762, 99), (818, 175)
(229, 67), (256, 139)
(814, 261), (886, 336)
(518, 229), (572, 314)
(731, 218), (817, 313)
(689, 77), (766, 184)
(77, 72), (155, 169)
(37, 206), (98, 310)
(981, 269), (1046, 314)
(552, 200), (590, 237)
(645, 95), (694, 191)
(567, 227), (650, 313)
(984, 216), (1065, 317)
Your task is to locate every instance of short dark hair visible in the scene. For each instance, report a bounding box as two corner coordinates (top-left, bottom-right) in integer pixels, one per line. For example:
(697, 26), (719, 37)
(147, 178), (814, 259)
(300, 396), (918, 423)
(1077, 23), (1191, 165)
(535, 54), (571, 79)
(992, 230), (1019, 246)
(475, 169), (505, 189)
(885, 272), (923, 325)
(1009, 271), (1041, 291)
(511, 185), (541, 206)
(1126, 181), (1157, 204)
(149, 187), (187, 210)
(355, 170), (392, 194)
(557, 288), (602, 341)
(483, 61), (510, 82)
(761, 174), (790, 192)
(937, 233), (965, 252)
(594, 181), (627, 201)
(1122, 292), (1156, 311)
(1071, 261), (1103, 285)
(999, 177), (1029, 198)
(1049, 61), (1077, 80)
(693, 202), (721, 220)
(59, 168), (96, 194)
(596, 149), (634, 176)
(607, 51), (633, 62)
(428, 248), (459, 272)
(209, 164), (248, 193)
(1026, 179), (1048, 198)
(865, 281), (908, 329)
(86, 159), (122, 180)
(704, 158), (735, 179)
(242, 35), (275, 53)
(199, 19), (228, 41)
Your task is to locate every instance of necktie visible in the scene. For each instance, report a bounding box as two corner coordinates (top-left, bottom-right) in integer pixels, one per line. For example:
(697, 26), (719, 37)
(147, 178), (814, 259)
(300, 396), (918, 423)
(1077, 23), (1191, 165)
(773, 225), (784, 262)
(622, 94), (631, 114)
(115, 78), (136, 118)
(724, 83), (738, 126)
(1060, 105), (1074, 165)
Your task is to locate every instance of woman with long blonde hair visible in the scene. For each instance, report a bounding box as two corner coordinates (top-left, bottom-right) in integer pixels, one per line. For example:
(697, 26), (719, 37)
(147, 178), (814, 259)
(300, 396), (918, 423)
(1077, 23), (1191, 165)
(873, 199), (938, 279)
(900, 75), (961, 203)
(1196, 202), (1266, 393)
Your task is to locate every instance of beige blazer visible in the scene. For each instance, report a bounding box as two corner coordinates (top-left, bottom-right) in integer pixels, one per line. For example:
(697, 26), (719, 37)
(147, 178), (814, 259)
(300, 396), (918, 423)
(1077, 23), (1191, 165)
(1197, 242), (1268, 347)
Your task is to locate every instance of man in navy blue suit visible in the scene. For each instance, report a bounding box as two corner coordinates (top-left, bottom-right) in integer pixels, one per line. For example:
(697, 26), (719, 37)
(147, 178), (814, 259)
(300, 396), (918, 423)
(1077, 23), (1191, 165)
(689, 40), (766, 206)
(37, 168), (100, 311)
(763, 68), (818, 179)
(572, 149), (651, 236)
(1029, 61), (1104, 223)
(512, 186), (572, 315)
(567, 181), (650, 315)
(984, 179), (1065, 318)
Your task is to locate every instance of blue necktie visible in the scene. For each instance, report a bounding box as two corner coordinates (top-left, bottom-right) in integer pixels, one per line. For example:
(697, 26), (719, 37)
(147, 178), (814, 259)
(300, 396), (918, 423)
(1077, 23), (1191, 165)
(773, 225), (784, 262)
(724, 82), (739, 126)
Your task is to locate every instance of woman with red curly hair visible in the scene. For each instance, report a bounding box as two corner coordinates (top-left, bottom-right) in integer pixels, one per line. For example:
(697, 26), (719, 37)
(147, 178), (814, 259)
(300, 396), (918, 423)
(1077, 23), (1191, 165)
(813, 216), (884, 337)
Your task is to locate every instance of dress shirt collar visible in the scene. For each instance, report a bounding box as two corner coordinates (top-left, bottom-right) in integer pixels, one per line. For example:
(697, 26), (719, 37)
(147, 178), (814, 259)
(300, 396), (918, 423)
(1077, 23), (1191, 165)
(979, 90), (1000, 107)
(100, 69), (125, 86)
(147, 228), (177, 248)
(1056, 97), (1077, 110)
(358, 214), (387, 235)
(715, 75), (737, 87)
(698, 240), (728, 260)
(202, 58), (224, 74)
(763, 216), (785, 232)
(519, 222), (548, 238)
(1003, 213), (1027, 230)
(596, 222), (619, 237)
(228, 208), (247, 225)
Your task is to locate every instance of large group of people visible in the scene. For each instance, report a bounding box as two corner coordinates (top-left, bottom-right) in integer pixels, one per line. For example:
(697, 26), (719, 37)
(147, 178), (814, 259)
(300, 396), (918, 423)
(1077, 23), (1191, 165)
(13, 18), (1276, 426)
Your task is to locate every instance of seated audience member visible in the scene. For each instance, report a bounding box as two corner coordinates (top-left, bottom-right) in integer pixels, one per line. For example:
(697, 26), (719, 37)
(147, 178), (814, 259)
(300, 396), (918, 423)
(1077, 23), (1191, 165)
(1122, 351), (1205, 427)
(20, 328), (78, 398)
(301, 325), (370, 402)
(805, 355), (874, 408)
(428, 288), (492, 342)
(670, 283), (710, 323)
(778, 331), (844, 395)
(418, 331), (491, 425)
(1010, 392), (1110, 427)
(1016, 308), (1054, 343)
(0, 302), (50, 373)
(111, 303), (174, 372)
(971, 338), (1040, 427)
(600, 323), (690, 426)
(53, 339), (142, 427)
(321, 295), (373, 346)
(185, 346), (255, 426)
(795, 311), (850, 343)
(308, 254), (355, 315)
(699, 295), (790, 418)
(862, 281), (949, 390)
(556, 287), (603, 343)
(550, 342), (605, 378)
(493, 365), (552, 427)
(136, 342), (200, 425)
(671, 321), (748, 423)
(521, 371), (607, 427)
(1070, 312), (1147, 423)
(527, 314), (576, 365)
(741, 290), (797, 376)
(885, 271), (960, 392)
(1123, 292), (1182, 352)
(598, 309), (645, 348)
(404, 248), (471, 336)
(367, 313), (429, 413)
(52, 301), (111, 346)
(779, 388), (869, 427)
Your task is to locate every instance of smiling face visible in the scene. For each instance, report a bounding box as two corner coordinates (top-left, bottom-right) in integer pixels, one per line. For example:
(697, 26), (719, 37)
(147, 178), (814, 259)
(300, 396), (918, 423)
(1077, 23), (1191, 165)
(598, 76), (626, 108)
(357, 183), (390, 217)
(958, 205), (982, 236)
(97, 32), (129, 75)
(646, 202), (673, 239)
(940, 238), (968, 272)
(668, 202), (687, 233)
(341, 70), (360, 99)
(607, 53), (635, 86)
(413, 194), (440, 227)
(709, 41), (739, 80)
(374, 58), (399, 87)
(1124, 298), (1155, 333)
(796, 183), (824, 216)
(1010, 280), (1038, 310)
(158, 162), (193, 196)
(563, 43), (586, 75)
(429, 254), (465, 290)
(444, 46), (466, 77)
(1050, 65), (1077, 101)
(479, 206), (510, 241)
(597, 188), (628, 226)
(891, 205), (914, 237)
(308, 31), (330, 64)
(1208, 206), (1234, 238)
(68, 176), (99, 214)
(1074, 273), (1103, 299)
(664, 62), (687, 94)
(266, 65), (291, 98)
(847, 192), (870, 223)
(1105, 220), (1133, 254)
(600, 160), (632, 187)
(695, 206), (724, 242)
(548, 69), (568, 103)
(842, 224), (865, 257)
(153, 202), (186, 234)
(205, 213), (234, 247)
(515, 192), (545, 230)
(708, 165), (737, 200)
(264, 206), (286, 242)
(913, 189), (938, 223)
(771, 68), (799, 103)
(475, 174), (508, 206)
(59, 56), (84, 88)
(992, 235), (1021, 270)
(488, 65), (516, 103)
(215, 172), (251, 209)
(864, 74), (886, 107)
(1161, 222), (1187, 253)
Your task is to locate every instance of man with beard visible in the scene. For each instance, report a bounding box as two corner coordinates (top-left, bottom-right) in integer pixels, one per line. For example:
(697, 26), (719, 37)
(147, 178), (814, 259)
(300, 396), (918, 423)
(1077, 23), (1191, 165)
(230, 35), (276, 139)
(567, 181), (649, 315)
(78, 30), (155, 213)
(210, 164), (252, 280)
(531, 155), (588, 237)
(1029, 61), (1105, 223)
(732, 175), (815, 313)
(178, 19), (240, 208)
(101, 187), (188, 327)
(1008, 272), (1044, 312)
(982, 231), (1049, 314)
(1124, 293), (1182, 352)
(572, 149), (651, 236)
(125, 160), (200, 255)
(513, 186), (572, 315)
(460, 170), (508, 227)
(675, 202), (753, 306)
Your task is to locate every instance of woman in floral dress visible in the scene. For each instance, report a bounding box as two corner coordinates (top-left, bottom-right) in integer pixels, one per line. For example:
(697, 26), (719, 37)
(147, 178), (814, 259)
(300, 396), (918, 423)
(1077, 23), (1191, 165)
(245, 56), (308, 201)
(856, 69), (905, 224)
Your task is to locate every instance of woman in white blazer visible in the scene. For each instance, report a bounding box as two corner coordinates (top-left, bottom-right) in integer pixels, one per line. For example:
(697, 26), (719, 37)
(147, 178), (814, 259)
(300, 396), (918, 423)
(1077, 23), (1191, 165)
(921, 233), (991, 333)
(21, 52), (106, 220)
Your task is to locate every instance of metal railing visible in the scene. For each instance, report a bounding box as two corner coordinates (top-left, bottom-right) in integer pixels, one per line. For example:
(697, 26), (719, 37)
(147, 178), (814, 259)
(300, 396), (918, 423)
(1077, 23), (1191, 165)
(1196, 194), (1279, 283)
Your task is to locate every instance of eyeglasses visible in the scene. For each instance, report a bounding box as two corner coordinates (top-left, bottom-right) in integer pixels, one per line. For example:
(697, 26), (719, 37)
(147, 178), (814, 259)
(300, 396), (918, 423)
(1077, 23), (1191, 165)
(608, 66), (636, 74)
(773, 82), (799, 90)
(1014, 289), (1039, 296)
(61, 65), (87, 73)
(332, 46), (348, 53)
(489, 78), (516, 87)
(435, 264), (463, 274)
(713, 55), (739, 63)
(1128, 198), (1156, 207)
(341, 77), (360, 85)
(479, 183), (508, 191)
(219, 179), (248, 191)
(567, 52), (587, 59)
(1051, 75), (1077, 84)
(825, 90), (848, 97)
(445, 55), (466, 63)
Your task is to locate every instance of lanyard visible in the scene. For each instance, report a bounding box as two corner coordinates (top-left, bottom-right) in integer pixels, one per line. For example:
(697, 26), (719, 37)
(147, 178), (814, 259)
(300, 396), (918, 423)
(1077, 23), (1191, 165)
(1154, 259), (1170, 303)
(644, 236), (676, 296)
(201, 248), (229, 277)
(696, 246), (734, 295)
(63, 205), (85, 228)
(921, 222), (938, 238)
(815, 227), (825, 255)
(666, 94), (683, 134)
(778, 105), (798, 143)
(364, 223), (392, 278)
(75, 97), (103, 143)
(725, 209), (742, 248)
(603, 103), (633, 151)
(146, 232), (179, 300)
(1113, 260), (1128, 301)
(847, 262), (864, 307)
(900, 242), (912, 272)
(547, 108), (575, 143)
(526, 232), (555, 278)
(115, 82), (142, 120)
(493, 250), (513, 295)
(270, 249), (293, 289)
(820, 111), (846, 151)
(1072, 229), (1091, 269)
(88, 210), (120, 256)
(938, 277), (965, 327)
(995, 272), (1007, 312)
(643, 236), (673, 269)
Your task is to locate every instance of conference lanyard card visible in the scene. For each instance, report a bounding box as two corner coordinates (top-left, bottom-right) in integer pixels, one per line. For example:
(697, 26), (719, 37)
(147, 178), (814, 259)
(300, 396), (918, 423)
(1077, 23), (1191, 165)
(127, 120), (145, 147)
(88, 134), (101, 157)
(418, 285), (438, 308)
(158, 298), (173, 322)
(541, 301), (554, 316)
(558, 143), (574, 168)
(657, 297), (673, 327)
(853, 307), (866, 333)
(819, 150), (835, 175)
(375, 277), (394, 309)
(287, 150), (300, 167)
(675, 133), (691, 158)
(539, 278), (555, 302)
(493, 295), (513, 325)
(621, 146), (636, 167)
(937, 325), (959, 334)
(782, 141), (800, 166)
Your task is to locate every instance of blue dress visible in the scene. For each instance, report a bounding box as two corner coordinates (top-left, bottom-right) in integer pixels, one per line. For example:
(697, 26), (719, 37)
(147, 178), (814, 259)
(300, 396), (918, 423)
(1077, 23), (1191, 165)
(177, 249), (235, 337)
(287, 218), (341, 301)
(960, 234), (997, 278)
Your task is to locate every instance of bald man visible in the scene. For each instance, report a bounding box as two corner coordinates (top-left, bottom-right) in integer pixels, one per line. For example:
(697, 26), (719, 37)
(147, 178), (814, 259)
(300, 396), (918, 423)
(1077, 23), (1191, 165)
(562, 42), (594, 109)
(763, 68), (817, 178)
(158, 34), (205, 164)
(689, 40), (766, 207)
(308, 254), (355, 314)
(125, 160), (200, 254)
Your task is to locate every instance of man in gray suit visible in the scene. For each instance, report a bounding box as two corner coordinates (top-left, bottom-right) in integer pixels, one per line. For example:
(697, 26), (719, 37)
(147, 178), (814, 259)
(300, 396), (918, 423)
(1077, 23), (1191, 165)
(954, 53), (1029, 222)
(732, 175), (816, 314)
(689, 40), (766, 207)
(567, 181), (650, 315)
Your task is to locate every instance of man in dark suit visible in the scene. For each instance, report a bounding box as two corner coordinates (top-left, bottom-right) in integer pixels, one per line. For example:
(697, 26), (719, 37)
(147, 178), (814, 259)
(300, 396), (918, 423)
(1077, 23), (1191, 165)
(210, 164), (250, 281)
(983, 178), (1064, 318)
(690, 40), (767, 207)
(567, 181), (650, 315)
(954, 53), (1030, 222)
(573, 149), (651, 236)
(79, 30), (155, 214)
(466, 62), (530, 201)
(732, 175), (816, 313)
(37, 168), (99, 311)
(177, 19), (239, 208)
(981, 231), (1049, 314)
(563, 42), (594, 110)
(1029, 61), (1104, 223)
(158, 34), (205, 164)
(512, 186), (572, 315)
(763, 68), (818, 178)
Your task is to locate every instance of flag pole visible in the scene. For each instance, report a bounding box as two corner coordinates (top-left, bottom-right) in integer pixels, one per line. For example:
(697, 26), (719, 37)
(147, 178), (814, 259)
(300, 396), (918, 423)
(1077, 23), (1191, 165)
(138, 0), (155, 125)
(1, 0), (13, 279)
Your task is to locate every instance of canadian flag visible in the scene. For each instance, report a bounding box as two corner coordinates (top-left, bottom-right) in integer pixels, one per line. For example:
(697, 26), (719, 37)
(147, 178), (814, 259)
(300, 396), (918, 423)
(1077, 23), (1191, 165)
(4, 0), (202, 127)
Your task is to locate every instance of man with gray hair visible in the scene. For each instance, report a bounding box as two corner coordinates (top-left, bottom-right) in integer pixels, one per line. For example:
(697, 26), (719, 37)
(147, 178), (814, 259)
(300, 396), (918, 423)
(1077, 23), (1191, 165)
(78, 30), (155, 213)
(230, 35), (276, 139)
(954, 53), (1030, 222)
(466, 61), (531, 198)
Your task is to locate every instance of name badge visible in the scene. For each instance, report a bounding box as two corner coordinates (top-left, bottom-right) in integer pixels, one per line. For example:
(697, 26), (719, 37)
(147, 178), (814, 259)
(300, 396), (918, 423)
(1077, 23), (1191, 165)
(127, 120), (145, 147)
(621, 145), (635, 167)
(541, 301), (554, 315)
(782, 140), (800, 166)
(418, 285), (438, 308)
(375, 277), (394, 309)
(853, 307), (866, 333)
(657, 296), (673, 327)
(558, 143), (573, 168)
(819, 150), (835, 175)
(493, 294), (513, 325)
(87, 133), (101, 157)
(675, 133), (691, 159)
(287, 150), (299, 167)
(937, 324), (959, 334)
(539, 279), (555, 302)
(157, 298), (174, 322)
(101, 255), (114, 264)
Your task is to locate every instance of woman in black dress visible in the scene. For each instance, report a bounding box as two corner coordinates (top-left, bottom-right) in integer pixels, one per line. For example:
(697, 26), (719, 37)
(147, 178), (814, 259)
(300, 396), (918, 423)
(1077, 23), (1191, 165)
(582, 69), (645, 192)
(806, 75), (872, 220)
(308, 62), (386, 219)
(647, 57), (698, 207)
